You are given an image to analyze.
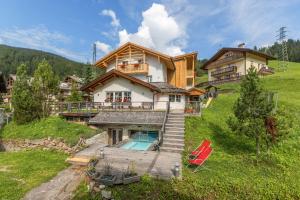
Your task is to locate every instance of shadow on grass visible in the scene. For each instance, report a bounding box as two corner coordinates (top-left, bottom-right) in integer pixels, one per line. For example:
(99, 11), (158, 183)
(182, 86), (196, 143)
(208, 122), (254, 155)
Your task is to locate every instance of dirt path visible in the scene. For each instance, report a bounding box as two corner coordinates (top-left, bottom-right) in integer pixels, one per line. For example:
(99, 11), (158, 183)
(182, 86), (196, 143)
(22, 166), (85, 200)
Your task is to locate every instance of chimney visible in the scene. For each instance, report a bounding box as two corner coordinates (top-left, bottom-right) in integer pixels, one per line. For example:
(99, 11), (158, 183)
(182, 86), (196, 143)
(238, 43), (245, 48)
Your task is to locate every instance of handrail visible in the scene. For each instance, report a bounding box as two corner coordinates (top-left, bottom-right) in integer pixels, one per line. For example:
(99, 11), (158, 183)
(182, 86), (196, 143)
(159, 101), (170, 147)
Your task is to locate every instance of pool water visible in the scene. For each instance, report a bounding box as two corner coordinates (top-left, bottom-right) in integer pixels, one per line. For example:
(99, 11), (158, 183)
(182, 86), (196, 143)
(121, 131), (158, 151)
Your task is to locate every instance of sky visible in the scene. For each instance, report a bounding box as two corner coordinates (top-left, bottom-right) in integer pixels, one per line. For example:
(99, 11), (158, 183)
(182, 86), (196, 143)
(0, 0), (299, 62)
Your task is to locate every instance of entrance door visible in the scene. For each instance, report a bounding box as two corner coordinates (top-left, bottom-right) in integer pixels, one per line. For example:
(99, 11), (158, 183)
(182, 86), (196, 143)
(112, 130), (117, 145)
(118, 129), (123, 142)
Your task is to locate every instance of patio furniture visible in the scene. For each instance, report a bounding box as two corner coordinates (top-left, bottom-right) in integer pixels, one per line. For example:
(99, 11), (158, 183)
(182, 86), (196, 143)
(189, 139), (211, 158)
(188, 146), (213, 172)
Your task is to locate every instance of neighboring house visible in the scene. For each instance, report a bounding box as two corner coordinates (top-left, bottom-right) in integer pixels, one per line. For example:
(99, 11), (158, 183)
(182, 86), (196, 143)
(3, 74), (16, 105)
(59, 75), (83, 101)
(199, 44), (275, 86)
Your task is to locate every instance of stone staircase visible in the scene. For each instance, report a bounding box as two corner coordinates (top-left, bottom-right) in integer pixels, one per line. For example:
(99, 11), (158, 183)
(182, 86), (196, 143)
(160, 112), (185, 153)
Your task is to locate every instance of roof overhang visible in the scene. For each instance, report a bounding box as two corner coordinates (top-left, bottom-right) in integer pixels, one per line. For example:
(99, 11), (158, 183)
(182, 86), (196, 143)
(81, 69), (160, 92)
(202, 48), (275, 70)
(187, 87), (206, 96)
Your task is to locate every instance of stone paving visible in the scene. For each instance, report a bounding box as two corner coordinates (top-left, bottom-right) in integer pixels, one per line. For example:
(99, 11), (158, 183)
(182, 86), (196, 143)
(22, 136), (182, 200)
(22, 166), (84, 200)
(77, 144), (182, 180)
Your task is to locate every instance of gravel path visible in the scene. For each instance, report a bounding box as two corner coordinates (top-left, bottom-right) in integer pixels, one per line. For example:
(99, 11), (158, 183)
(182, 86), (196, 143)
(22, 166), (84, 200)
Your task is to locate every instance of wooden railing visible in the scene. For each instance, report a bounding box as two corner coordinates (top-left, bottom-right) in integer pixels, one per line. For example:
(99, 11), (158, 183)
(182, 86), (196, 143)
(51, 101), (157, 113)
(185, 101), (201, 114)
(211, 66), (237, 77)
(197, 74), (243, 87)
(117, 63), (149, 74)
(208, 53), (244, 68)
(159, 101), (170, 146)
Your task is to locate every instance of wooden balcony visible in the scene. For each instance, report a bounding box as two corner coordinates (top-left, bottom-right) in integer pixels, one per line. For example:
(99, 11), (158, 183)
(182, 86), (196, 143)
(208, 53), (244, 68)
(117, 63), (149, 74)
(197, 73), (243, 87)
(211, 66), (237, 77)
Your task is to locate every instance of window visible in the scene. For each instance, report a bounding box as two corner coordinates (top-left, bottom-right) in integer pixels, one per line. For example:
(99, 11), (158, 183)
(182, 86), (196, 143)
(169, 95), (175, 102)
(123, 92), (131, 102)
(169, 95), (181, 102)
(122, 61), (128, 65)
(176, 95), (181, 102)
(147, 75), (152, 83)
(114, 92), (122, 102)
(106, 92), (113, 102)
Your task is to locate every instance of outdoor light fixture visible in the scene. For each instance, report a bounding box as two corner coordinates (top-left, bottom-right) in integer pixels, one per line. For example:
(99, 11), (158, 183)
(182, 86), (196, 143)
(99, 147), (104, 159)
(174, 162), (180, 177)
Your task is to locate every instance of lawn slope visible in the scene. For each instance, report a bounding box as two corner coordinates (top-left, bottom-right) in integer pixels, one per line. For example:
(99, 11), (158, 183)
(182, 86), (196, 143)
(73, 61), (300, 199)
(0, 150), (68, 200)
(0, 116), (96, 146)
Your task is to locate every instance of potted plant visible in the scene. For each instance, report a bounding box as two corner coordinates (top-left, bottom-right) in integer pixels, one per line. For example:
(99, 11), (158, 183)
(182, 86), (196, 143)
(99, 162), (116, 186)
(184, 104), (194, 113)
(122, 161), (140, 184)
(86, 166), (98, 180)
(88, 157), (99, 168)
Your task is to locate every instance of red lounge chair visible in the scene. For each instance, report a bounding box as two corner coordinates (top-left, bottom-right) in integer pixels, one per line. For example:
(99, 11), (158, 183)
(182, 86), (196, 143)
(190, 139), (211, 157)
(188, 146), (213, 172)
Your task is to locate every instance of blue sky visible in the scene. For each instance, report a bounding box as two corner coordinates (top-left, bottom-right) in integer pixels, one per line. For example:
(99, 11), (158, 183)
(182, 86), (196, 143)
(0, 0), (299, 62)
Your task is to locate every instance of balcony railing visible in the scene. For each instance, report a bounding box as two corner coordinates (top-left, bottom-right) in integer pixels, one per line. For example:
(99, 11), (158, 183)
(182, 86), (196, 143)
(51, 101), (166, 114)
(117, 63), (149, 74)
(211, 66), (237, 77)
(208, 53), (244, 68)
(197, 73), (243, 87)
(185, 101), (201, 114)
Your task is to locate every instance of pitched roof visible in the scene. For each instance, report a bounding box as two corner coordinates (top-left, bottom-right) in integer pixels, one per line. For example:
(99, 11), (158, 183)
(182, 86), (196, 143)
(89, 110), (165, 125)
(202, 47), (275, 70)
(81, 69), (160, 92)
(95, 42), (175, 69)
(64, 75), (83, 83)
(150, 82), (188, 94)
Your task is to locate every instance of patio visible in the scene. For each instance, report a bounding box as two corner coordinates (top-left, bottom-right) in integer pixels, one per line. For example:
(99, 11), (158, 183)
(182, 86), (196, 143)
(74, 142), (182, 180)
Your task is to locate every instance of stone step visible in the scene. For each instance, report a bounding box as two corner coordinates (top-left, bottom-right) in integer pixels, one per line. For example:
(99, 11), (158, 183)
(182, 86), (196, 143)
(163, 134), (184, 140)
(163, 138), (184, 143)
(165, 126), (185, 130)
(165, 123), (185, 127)
(160, 146), (184, 153)
(167, 119), (184, 123)
(168, 114), (184, 120)
(165, 130), (184, 134)
(162, 142), (184, 149)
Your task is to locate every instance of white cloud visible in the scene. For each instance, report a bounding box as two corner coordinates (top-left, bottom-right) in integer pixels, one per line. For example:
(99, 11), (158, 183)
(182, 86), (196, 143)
(0, 25), (87, 61)
(225, 0), (300, 47)
(118, 3), (185, 56)
(95, 41), (111, 54)
(101, 9), (120, 28)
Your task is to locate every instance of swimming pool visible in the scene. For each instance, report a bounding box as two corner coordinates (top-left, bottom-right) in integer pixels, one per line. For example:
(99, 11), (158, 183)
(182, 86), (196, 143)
(121, 131), (158, 151)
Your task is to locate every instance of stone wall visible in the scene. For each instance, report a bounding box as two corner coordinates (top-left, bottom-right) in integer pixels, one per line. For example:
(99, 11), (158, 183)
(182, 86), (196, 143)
(0, 137), (86, 154)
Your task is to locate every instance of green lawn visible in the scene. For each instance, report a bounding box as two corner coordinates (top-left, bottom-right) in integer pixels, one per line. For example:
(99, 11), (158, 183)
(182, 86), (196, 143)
(0, 150), (68, 200)
(0, 116), (96, 146)
(73, 61), (300, 200)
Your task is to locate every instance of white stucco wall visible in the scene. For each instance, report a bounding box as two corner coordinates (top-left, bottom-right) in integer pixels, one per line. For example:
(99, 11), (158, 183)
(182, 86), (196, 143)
(154, 93), (186, 110)
(245, 53), (267, 72)
(104, 54), (167, 83)
(93, 77), (154, 104)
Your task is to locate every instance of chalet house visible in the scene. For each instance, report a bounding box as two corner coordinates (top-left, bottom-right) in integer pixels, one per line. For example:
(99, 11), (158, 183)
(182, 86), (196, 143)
(59, 75), (83, 101)
(81, 42), (204, 111)
(79, 42), (205, 152)
(3, 74), (16, 105)
(199, 44), (275, 86)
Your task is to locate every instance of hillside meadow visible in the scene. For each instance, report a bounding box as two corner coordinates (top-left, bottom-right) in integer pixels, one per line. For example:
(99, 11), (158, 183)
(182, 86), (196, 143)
(74, 61), (300, 199)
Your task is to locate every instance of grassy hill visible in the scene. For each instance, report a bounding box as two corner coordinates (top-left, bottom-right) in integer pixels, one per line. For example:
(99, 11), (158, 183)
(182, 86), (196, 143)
(0, 44), (91, 78)
(74, 61), (300, 199)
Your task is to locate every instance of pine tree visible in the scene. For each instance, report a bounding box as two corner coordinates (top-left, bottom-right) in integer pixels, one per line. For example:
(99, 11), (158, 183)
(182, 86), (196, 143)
(227, 67), (274, 158)
(12, 64), (42, 124)
(84, 65), (93, 84)
(66, 83), (83, 102)
(32, 59), (59, 118)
